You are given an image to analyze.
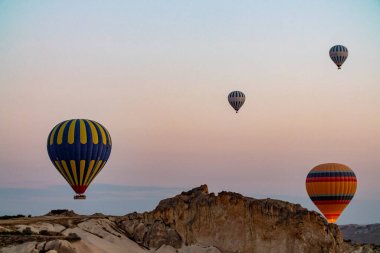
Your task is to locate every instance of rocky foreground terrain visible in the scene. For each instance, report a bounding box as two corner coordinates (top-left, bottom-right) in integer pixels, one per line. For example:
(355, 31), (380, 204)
(0, 185), (379, 253)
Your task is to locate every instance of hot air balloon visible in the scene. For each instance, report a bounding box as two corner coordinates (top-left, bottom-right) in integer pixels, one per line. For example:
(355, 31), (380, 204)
(228, 91), (245, 113)
(329, 45), (348, 69)
(305, 163), (357, 223)
(47, 119), (112, 200)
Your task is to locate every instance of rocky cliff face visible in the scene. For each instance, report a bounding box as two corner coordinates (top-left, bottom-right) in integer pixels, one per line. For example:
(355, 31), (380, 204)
(119, 185), (344, 253)
(0, 185), (378, 253)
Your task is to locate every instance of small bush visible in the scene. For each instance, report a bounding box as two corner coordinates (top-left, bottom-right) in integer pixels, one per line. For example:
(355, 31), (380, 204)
(49, 209), (69, 215)
(66, 233), (81, 242)
(0, 214), (25, 220)
(0, 230), (22, 235)
(39, 230), (49, 236)
(39, 230), (62, 236)
(22, 227), (33, 235)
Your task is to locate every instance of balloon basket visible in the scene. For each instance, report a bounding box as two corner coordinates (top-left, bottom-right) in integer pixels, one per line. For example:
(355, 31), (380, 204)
(74, 194), (86, 200)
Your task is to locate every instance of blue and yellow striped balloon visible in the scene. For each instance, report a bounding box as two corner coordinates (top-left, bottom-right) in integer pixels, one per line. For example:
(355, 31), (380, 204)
(47, 119), (112, 199)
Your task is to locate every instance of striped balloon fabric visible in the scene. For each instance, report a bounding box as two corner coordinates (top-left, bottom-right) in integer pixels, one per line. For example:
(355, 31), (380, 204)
(228, 91), (245, 113)
(306, 163), (357, 223)
(47, 119), (112, 199)
(329, 45), (348, 69)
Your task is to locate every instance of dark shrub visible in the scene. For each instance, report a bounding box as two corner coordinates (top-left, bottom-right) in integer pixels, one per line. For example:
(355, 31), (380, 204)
(0, 230), (22, 235)
(39, 230), (49, 236)
(22, 227), (33, 235)
(39, 230), (62, 236)
(0, 214), (25, 220)
(66, 233), (81, 242)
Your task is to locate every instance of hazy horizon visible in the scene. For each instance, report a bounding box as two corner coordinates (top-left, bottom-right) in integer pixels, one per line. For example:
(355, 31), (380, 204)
(0, 0), (379, 225)
(1, 183), (380, 225)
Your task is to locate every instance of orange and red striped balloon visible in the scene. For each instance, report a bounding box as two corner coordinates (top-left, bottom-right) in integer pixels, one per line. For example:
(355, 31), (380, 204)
(306, 163), (357, 223)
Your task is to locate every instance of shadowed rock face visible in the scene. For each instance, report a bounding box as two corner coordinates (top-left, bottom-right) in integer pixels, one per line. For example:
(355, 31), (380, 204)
(119, 185), (345, 253)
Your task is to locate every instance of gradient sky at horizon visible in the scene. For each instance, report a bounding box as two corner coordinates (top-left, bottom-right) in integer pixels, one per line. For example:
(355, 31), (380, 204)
(0, 0), (379, 224)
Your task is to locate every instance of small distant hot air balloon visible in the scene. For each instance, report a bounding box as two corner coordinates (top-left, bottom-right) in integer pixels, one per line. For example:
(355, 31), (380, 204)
(329, 45), (348, 69)
(306, 163), (357, 223)
(47, 119), (112, 200)
(228, 91), (245, 113)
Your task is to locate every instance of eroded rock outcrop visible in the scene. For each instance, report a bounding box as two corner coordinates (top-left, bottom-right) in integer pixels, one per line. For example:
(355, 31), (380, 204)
(45, 210), (78, 217)
(43, 240), (76, 253)
(1, 185), (378, 253)
(119, 185), (344, 253)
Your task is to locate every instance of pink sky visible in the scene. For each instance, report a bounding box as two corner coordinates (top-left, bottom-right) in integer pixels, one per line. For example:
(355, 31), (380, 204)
(0, 1), (379, 223)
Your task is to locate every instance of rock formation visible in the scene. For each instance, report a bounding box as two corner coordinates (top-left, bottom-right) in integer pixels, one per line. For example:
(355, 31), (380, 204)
(0, 185), (379, 253)
(45, 210), (78, 217)
(119, 185), (344, 253)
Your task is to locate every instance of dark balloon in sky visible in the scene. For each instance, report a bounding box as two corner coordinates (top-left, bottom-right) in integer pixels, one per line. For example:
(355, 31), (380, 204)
(228, 91), (245, 113)
(329, 45), (348, 69)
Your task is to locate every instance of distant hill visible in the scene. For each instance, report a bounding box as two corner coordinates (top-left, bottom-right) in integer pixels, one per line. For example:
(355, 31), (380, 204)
(0, 185), (379, 253)
(340, 224), (380, 245)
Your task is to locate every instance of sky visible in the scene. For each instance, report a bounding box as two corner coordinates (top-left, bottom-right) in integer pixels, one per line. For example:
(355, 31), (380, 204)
(0, 0), (379, 224)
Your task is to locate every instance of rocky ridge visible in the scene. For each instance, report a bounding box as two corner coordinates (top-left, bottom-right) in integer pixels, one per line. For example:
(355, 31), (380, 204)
(0, 185), (378, 253)
(120, 185), (345, 253)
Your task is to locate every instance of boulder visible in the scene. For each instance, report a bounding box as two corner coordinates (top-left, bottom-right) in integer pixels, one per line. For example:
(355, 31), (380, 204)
(44, 240), (76, 253)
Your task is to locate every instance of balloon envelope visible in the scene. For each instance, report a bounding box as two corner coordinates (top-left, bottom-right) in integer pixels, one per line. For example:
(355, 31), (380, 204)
(306, 163), (357, 223)
(228, 91), (245, 113)
(47, 119), (112, 199)
(329, 45), (348, 69)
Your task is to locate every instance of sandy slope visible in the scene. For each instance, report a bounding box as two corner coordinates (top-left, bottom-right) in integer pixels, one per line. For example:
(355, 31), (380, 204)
(0, 218), (221, 253)
(64, 219), (147, 253)
(1, 242), (36, 253)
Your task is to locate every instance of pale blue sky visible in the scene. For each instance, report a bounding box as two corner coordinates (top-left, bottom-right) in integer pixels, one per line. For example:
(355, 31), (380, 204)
(0, 1), (379, 224)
